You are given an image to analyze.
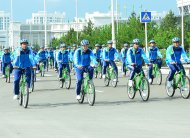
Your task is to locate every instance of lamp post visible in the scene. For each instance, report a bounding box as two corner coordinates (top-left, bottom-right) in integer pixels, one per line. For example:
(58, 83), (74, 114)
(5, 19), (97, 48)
(44, 0), (47, 48)
(111, 0), (116, 48)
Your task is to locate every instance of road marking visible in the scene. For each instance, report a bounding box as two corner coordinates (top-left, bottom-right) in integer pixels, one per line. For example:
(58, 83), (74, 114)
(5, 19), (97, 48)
(95, 90), (104, 93)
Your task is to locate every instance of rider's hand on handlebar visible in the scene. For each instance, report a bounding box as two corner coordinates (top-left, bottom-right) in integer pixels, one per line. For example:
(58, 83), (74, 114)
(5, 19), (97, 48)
(171, 62), (176, 65)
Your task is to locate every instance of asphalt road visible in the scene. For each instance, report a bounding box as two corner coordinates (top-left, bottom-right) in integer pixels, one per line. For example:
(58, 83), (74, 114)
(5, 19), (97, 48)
(0, 69), (190, 138)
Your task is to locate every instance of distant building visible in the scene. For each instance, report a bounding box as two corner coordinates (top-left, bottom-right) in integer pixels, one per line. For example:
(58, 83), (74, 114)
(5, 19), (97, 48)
(0, 11), (10, 49)
(177, 0), (190, 15)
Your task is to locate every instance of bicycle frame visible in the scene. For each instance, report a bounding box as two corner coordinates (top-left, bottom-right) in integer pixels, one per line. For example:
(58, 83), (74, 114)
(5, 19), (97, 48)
(107, 67), (114, 79)
(20, 73), (26, 95)
(133, 71), (144, 91)
(5, 65), (10, 77)
(83, 73), (90, 94)
(61, 68), (68, 79)
(173, 70), (184, 89)
(152, 64), (159, 76)
(40, 62), (45, 72)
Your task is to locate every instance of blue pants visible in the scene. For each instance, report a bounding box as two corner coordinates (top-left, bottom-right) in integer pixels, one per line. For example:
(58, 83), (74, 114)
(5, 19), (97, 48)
(128, 65), (144, 80)
(13, 68), (31, 95)
(58, 63), (70, 78)
(54, 61), (58, 70)
(75, 66), (94, 95)
(148, 59), (162, 79)
(121, 57), (127, 74)
(103, 60), (118, 75)
(2, 63), (13, 75)
(167, 63), (185, 81)
(0, 62), (2, 72)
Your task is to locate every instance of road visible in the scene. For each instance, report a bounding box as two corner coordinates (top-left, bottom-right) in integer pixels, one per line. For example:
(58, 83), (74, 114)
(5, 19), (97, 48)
(0, 69), (190, 138)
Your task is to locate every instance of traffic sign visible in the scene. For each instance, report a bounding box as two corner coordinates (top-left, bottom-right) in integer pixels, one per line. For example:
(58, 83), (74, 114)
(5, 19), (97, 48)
(141, 12), (151, 23)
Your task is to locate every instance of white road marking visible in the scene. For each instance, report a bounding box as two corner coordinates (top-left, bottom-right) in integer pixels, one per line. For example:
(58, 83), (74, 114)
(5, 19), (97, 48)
(95, 90), (104, 93)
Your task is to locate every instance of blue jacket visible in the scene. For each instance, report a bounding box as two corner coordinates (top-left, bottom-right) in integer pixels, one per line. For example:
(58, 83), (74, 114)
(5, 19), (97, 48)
(56, 50), (70, 64)
(1, 52), (12, 63)
(13, 47), (36, 68)
(74, 48), (97, 67)
(102, 47), (119, 61)
(126, 47), (149, 66)
(120, 48), (128, 58)
(47, 50), (54, 58)
(93, 49), (102, 60)
(36, 50), (47, 62)
(147, 46), (162, 61)
(166, 45), (189, 64)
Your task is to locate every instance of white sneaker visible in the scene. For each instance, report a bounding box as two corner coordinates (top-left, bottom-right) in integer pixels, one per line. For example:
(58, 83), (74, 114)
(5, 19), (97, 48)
(102, 75), (106, 79)
(113, 79), (117, 82)
(2, 75), (6, 78)
(148, 79), (152, 83)
(76, 95), (81, 100)
(13, 95), (19, 100)
(167, 81), (172, 88)
(36, 70), (40, 74)
(128, 80), (133, 87)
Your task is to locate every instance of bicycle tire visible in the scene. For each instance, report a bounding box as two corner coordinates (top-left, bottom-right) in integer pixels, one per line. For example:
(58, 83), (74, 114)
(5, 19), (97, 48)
(127, 81), (136, 99)
(139, 77), (150, 101)
(111, 71), (118, 87)
(165, 77), (175, 97)
(65, 73), (71, 89)
(180, 76), (190, 99)
(23, 84), (29, 108)
(87, 81), (95, 106)
(78, 84), (85, 104)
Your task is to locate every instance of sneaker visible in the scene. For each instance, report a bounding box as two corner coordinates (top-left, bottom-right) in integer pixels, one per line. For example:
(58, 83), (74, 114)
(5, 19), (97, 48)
(148, 79), (152, 83)
(128, 80), (133, 87)
(113, 79), (117, 82)
(13, 95), (19, 100)
(36, 70), (40, 74)
(102, 75), (106, 79)
(2, 75), (6, 78)
(59, 78), (62, 81)
(167, 81), (172, 88)
(76, 95), (81, 100)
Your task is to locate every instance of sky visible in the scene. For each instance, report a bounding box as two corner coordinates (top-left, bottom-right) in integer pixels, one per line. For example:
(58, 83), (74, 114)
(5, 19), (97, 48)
(0, 0), (179, 22)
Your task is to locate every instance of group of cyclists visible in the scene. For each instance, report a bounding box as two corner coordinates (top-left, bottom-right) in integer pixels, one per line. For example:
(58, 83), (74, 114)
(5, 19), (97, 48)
(0, 36), (190, 106)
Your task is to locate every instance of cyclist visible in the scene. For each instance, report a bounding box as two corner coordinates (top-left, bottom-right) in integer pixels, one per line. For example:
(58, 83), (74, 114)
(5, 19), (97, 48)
(74, 39), (97, 100)
(147, 40), (163, 83)
(93, 44), (102, 64)
(36, 46), (47, 73)
(126, 38), (150, 87)
(69, 44), (77, 69)
(1, 47), (13, 78)
(57, 43), (70, 80)
(166, 37), (190, 87)
(120, 43), (129, 76)
(54, 46), (59, 72)
(12, 39), (36, 100)
(102, 40), (119, 80)
(47, 47), (54, 68)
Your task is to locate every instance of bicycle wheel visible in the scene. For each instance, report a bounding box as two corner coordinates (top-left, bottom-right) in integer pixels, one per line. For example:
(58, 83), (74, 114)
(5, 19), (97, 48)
(18, 84), (23, 106)
(31, 80), (34, 92)
(94, 70), (98, 78)
(78, 84), (85, 104)
(139, 77), (150, 101)
(127, 81), (136, 99)
(86, 81), (95, 106)
(111, 71), (118, 87)
(155, 70), (162, 85)
(22, 83), (29, 108)
(180, 76), (190, 99)
(59, 79), (64, 88)
(65, 73), (71, 89)
(165, 77), (175, 97)
(104, 76), (110, 86)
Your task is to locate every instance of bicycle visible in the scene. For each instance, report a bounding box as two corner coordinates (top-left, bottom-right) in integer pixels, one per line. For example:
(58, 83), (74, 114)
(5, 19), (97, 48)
(104, 66), (118, 87)
(59, 67), (71, 89)
(127, 69), (150, 101)
(94, 62), (102, 79)
(5, 65), (11, 83)
(165, 67), (190, 99)
(18, 69), (30, 108)
(149, 63), (162, 85)
(78, 69), (96, 106)
(30, 69), (36, 92)
(48, 57), (54, 69)
(39, 62), (45, 77)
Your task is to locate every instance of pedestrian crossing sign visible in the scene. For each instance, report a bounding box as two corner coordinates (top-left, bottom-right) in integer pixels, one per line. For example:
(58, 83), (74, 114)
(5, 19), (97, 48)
(141, 12), (151, 23)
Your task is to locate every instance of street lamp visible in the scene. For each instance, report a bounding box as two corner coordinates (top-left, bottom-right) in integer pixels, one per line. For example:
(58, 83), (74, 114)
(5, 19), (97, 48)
(44, 0), (47, 48)
(111, 0), (116, 48)
(181, 0), (184, 47)
(76, 0), (79, 42)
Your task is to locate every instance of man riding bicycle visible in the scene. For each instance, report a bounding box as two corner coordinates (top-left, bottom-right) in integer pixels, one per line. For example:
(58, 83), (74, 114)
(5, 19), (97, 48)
(93, 44), (102, 65)
(12, 39), (36, 100)
(36, 46), (47, 73)
(73, 40), (97, 100)
(147, 40), (163, 83)
(1, 47), (13, 78)
(102, 40), (119, 80)
(126, 38), (150, 87)
(120, 43), (129, 76)
(166, 37), (190, 87)
(57, 43), (70, 80)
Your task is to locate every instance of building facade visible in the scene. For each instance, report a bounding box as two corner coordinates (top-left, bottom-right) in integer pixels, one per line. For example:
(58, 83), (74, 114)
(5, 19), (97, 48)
(177, 0), (190, 15)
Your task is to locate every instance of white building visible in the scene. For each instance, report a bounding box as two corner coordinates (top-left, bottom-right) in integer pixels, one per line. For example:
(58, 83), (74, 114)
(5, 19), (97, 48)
(0, 11), (10, 49)
(177, 0), (190, 15)
(26, 11), (65, 24)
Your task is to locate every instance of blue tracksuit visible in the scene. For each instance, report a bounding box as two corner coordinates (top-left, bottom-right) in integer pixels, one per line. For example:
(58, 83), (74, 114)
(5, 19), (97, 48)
(147, 46), (162, 79)
(120, 48), (128, 74)
(126, 47), (149, 80)
(57, 50), (70, 78)
(102, 47), (119, 75)
(1, 52), (13, 75)
(74, 48), (97, 95)
(13, 47), (36, 95)
(166, 45), (189, 81)
(36, 50), (47, 70)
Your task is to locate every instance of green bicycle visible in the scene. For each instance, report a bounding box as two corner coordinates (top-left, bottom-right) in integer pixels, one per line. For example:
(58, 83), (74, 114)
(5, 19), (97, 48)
(104, 66), (118, 87)
(59, 67), (71, 89)
(149, 63), (162, 85)
(127, 70), (150, 101)
(94, 62), (102, 79)
(165, 69), (190, 99)
(39, 62), (45, 77)
(48, 58), (54, 69)
(18, 69), (30, 108)
(5, 65), (11, 83)
(78, 71), (96, 106)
